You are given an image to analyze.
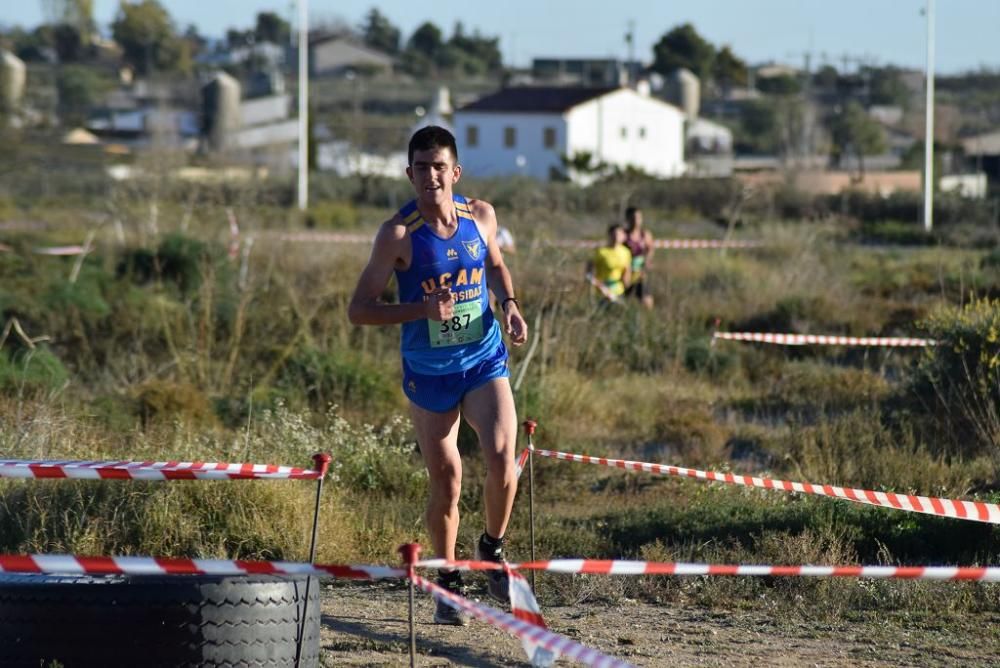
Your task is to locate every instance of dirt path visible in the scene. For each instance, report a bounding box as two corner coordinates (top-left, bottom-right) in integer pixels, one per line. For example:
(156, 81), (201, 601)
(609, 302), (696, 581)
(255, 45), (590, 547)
(319, 581), (1000, 667)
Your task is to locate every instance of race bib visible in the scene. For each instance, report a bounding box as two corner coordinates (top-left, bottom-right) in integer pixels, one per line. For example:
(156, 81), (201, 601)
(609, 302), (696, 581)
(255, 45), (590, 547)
(428, 300), (485, 347)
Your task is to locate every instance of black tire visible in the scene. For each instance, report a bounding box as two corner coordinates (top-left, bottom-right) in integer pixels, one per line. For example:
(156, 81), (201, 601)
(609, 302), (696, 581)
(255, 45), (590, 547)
(0, 573), (321, 667)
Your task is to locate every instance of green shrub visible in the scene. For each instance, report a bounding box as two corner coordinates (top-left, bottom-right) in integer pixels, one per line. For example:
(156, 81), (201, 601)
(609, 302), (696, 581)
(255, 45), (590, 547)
(856, 221), (937, 246)
(0, 347), (69, 395)
(307, 200), (360, 228)
(683, 335), (737, 379)
(117, 233), (228, 295)
(132, 380), (217, 427)
(279, 347), (396, 411)
(900, 298), (1000, 459)
(255, 402), (423, 496)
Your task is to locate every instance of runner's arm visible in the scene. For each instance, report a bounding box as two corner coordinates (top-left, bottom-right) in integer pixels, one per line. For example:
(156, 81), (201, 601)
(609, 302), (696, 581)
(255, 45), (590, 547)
(471, 199), (527, 346)
(348, 220), (450, 325)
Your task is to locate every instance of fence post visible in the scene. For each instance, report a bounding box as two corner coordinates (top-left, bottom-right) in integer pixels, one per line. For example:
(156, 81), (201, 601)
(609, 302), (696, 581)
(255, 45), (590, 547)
(398, 543), (422, 668)
(522, 419), (538, 593)
(308, 453), (332, 563)
(296, 452), (331, 668)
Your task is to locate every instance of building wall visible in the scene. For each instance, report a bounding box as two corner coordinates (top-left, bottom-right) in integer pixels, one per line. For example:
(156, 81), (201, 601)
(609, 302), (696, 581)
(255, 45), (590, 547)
(565, 89), (685, 179)
(311, 40), (393, 77)
(454, 89), (686, 182)
(453, 112), (568, 180)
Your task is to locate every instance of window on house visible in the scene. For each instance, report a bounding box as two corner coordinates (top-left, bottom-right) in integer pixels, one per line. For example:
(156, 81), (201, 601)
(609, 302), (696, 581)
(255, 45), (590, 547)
(543, 127), (556, 148)
(621, 126), (628, 139)
(466, 125), (479, 147)
(504, 126), (516, 148)
(639, 127), (646, 139)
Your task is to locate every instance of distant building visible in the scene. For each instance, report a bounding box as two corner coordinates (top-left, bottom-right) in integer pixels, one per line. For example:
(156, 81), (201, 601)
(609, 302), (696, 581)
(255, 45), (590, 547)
(962, 130), (1000, 184)
(531, 58), (642, 87)
(453, 86), (685, 183)
(686, 117), (734, 177)
(308, 35), (394, 77)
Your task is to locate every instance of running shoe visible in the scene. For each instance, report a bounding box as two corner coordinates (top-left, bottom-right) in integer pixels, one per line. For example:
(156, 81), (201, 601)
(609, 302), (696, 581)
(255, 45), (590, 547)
(433, 570), (470, 626)
(475, 533), (510, 603)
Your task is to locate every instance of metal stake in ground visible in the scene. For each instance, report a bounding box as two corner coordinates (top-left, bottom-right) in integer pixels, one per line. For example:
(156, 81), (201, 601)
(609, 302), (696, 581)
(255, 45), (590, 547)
(398, 543), (422, 668)
(308, 453), (332, 562)
(296, 452), (331, 668)
(523, 420), (538, 593)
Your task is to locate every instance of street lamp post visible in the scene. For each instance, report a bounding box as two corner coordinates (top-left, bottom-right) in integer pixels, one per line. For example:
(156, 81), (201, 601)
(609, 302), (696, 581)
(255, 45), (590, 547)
(297, 0), (309, 212)
(923, 0), (935, 233)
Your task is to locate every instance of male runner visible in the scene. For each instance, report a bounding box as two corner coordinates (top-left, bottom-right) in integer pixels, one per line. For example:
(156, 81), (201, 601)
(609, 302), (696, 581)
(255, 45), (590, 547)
(348, 126), (528, 625)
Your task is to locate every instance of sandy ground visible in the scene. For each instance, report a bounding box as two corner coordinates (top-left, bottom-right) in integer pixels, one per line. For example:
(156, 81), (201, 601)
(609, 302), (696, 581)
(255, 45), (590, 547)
(318, 581), (1000, 667)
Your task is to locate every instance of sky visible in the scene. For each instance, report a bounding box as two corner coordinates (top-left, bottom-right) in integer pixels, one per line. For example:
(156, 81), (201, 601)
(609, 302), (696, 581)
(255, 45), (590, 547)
(3, 0), (997, 74)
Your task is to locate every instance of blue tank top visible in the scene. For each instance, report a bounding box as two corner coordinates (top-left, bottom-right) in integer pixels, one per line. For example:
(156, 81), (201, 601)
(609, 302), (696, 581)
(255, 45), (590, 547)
(395, 194), (502, 375)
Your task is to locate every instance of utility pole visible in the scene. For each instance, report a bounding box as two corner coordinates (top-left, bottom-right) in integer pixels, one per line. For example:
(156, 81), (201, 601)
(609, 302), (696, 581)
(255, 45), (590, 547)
(923, 0), (935, 233)
(297, 0), (309, 212)
(625, 20), (635, 85)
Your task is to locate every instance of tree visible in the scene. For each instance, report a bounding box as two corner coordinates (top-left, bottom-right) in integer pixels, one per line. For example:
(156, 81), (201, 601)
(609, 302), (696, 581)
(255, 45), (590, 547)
(360, 8), (400, 54)
(868, 66), (912, 109)
(448, 23), (502, 74)
(111, 0), (184, 75)
(57, 64), (107, 124)
(828, 102), (887, 180)
(712, 45), (747, 90)
(42, 0), (96, 44)
(255, 11), (290, 45)
(226, 28), (254, 49)
(651, 23), (715, 80)
(737, 99), (780, 154)
(757, 73), (801, 96)
(813, 64), (839, 90)
(402, 21), (444, 77)
(407, 22), (443, 61)
(52, 23), (84, 62)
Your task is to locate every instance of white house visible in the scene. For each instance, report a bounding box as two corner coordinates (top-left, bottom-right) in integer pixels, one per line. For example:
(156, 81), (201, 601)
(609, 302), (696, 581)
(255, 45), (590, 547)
(453, 86), (685, 183)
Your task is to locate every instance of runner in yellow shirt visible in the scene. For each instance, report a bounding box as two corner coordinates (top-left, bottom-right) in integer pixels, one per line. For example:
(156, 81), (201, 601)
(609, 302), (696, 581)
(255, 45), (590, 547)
(586, 224), (632, 301)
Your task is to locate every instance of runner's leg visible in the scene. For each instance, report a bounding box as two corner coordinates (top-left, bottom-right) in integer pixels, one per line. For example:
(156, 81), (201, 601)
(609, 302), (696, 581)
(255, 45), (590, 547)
(409, 401), (463, 560)
(461, 377), (518, 540)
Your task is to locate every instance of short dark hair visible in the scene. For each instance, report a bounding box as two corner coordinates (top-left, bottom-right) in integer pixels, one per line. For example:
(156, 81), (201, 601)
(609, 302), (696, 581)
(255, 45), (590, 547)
(607, 223), (624, 236)
(624, 206), (641, 222)
(408, 126), (458, 165)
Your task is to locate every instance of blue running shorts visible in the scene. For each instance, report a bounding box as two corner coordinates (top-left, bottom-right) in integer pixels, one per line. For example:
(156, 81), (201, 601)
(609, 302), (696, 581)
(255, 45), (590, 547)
(402, 344), (509, 413)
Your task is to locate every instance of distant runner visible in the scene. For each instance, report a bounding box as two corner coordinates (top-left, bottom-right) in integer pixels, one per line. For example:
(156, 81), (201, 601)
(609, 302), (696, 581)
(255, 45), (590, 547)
(348, 126), (528, 625)
(586, 224), (632, 302)
(623, 206), (654, 309)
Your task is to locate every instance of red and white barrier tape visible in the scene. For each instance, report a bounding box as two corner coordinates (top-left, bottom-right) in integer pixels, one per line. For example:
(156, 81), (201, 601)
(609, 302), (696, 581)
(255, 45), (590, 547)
(0, 459), (323, 480)
(515, 448), (530, 478)
(32, 245), (91, 256)
(554, 239), (763, 250)
(713, 331), (934, 347)
(268, 231), (762, 251)
(414, 574), (633, 668)
(275, 231), (373, 244)
(533, 449), (1000, 524)
(418, 557), (1000, 582)
(0, 553), (404, 580)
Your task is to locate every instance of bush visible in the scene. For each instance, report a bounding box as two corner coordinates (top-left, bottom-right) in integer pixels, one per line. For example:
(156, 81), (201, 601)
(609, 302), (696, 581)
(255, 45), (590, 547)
(683, 335), (737, 379)
(306, 200), (360, 228)
(117, 233), (229, 295)
(255, 403), (423, 496)
(133, 380), (217, 427)
(278, 347), (396, 412)
(900, 298), (1000, 460)
(856, 221), (937, 246)
(0, 347), (69, 395)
